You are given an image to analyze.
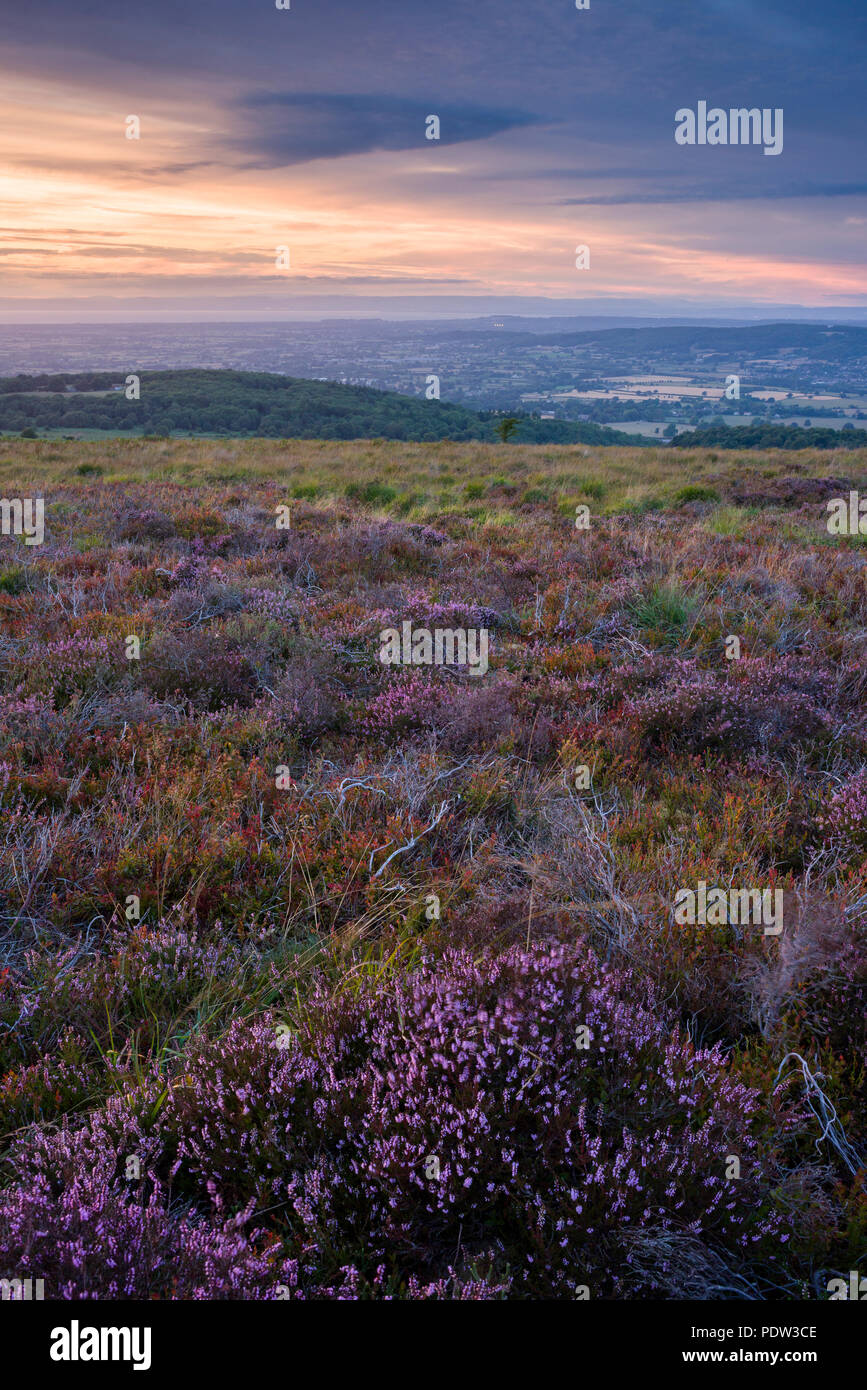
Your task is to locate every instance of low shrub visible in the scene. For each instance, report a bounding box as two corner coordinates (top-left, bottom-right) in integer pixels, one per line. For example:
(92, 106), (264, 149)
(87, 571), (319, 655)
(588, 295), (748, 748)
(159, 940), (790, 1298)
(139, 632), (256, 709)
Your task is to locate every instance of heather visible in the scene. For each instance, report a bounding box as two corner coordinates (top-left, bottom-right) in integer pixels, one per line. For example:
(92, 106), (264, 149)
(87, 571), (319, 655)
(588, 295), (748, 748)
(1, 942), (794, 1299)
(1, 438), (866, 1299)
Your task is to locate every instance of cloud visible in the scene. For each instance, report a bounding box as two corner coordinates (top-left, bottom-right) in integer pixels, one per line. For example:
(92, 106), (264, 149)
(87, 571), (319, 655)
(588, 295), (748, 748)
(557, 182), (867, 207)
(231, 93), (541, 167)
(4, 0), (867, 313)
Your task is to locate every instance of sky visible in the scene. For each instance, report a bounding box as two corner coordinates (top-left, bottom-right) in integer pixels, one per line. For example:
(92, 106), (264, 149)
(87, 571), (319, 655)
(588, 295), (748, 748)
(1, 0), (866, 320)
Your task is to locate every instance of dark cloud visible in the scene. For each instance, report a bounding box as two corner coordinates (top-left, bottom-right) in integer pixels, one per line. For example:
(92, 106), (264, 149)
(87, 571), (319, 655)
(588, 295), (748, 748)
(8, 2), (867, 136)
(231, 92), (541, 166)
(4, 0), (867, 280)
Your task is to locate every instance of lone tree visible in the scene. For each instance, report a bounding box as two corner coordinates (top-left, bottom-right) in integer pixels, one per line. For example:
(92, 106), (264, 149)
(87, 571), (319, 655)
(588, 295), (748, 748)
(495, 416), (520, 443)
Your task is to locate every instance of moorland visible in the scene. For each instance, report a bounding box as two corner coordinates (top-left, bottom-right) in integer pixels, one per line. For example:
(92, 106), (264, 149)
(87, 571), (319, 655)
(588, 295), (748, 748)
(0, 436), (865, 1299)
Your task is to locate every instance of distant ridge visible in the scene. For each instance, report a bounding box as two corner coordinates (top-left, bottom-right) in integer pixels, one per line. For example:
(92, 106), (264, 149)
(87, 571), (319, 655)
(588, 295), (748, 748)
(444, 321), (867, 362)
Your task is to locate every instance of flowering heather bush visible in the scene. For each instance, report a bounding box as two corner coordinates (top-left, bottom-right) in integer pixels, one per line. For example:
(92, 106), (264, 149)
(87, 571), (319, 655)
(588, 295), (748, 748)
(116, 508), (177, 542)
(616, 655), (838, 756)
(166, 942), (787, 1297)
(162, 551), (216, 588)
(360, 667), (447, 739)
(378, 588), (505, 632)
(17, 633), (121, 704)
(1, 446), (866, 1300)
(244, 586), (299, 623)
(0, 941), (790, 1299)
(818, 770), (867, 857)
(267, 647), (342, 742)
(408, 523), (449, 547)
(0, 1096), (283, 1299)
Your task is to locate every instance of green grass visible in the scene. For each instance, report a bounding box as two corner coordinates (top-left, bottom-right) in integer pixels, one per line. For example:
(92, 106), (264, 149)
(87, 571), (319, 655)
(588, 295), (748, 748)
(627, 581), (702, 644)
(0, 437), (864, 529)
(0, 565), (26, 594)
(674, 483), (720, 503)
(707, 504), (758, 537)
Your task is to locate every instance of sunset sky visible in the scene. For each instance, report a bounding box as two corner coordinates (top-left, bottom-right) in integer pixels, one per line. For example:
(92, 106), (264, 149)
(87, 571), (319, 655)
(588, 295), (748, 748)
(2, 0), (866, 319)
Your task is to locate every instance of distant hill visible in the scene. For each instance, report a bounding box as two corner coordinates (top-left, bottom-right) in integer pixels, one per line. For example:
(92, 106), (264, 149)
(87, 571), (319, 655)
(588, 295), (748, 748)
(672, 421), (867, 450)
(446, 320), (867, 366)
(0, 369), (640, 445)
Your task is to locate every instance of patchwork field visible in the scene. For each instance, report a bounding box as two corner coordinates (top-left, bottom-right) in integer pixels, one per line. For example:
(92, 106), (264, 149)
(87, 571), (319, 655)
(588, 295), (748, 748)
(1, 438), (866, 1300)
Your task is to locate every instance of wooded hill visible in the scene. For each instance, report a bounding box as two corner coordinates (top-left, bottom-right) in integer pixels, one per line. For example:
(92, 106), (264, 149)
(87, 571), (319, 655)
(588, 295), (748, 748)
(0, 369), (639, 445)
